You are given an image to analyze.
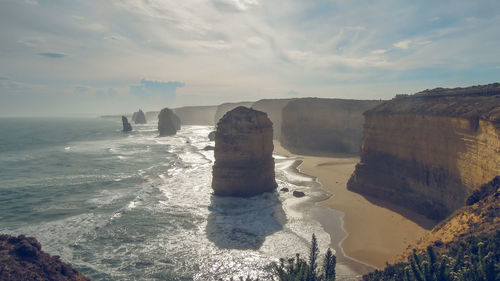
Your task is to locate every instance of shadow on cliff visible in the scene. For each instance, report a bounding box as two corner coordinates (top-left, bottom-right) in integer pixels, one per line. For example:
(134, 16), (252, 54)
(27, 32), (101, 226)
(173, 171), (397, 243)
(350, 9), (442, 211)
(205, 192), (286, 250)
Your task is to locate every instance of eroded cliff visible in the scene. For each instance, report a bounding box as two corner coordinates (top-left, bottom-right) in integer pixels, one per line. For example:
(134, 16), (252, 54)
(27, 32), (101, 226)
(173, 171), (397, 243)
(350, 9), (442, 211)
(212, 106), (277, 196)
(281, 98), (383, 155)
(348, 83), (500, 220)
(214, 102), (254, 125)
(173, 105), (218, 126)
(251, 98), (293, 141)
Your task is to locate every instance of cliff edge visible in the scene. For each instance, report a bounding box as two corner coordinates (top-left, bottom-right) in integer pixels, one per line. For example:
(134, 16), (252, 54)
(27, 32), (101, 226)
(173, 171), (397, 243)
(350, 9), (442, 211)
(212, 106), (277, 196)
(281, 98), (383, 155)
(348, 83), (500, 220)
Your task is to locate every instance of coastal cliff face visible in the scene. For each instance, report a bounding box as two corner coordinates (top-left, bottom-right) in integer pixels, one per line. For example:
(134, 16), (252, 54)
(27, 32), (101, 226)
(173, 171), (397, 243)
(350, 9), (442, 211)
(0, 234), (90, 281)
(348, 83), (500, 220)
(251, 98), (293, 141)
(173, 105), (218, 126)
(212, 106), (277, 196)
(281, 98), (383, 155)
(214, 102), (254, 124)
(158, 108), (181, 136)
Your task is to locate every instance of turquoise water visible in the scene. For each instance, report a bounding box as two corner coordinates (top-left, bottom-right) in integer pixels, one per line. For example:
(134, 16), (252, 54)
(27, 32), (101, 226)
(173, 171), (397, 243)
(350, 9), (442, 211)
(0, 117), (364, 280)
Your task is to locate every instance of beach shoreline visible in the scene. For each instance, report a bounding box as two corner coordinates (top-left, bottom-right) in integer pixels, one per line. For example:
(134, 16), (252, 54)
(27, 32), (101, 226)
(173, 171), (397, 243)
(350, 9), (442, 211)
(274, 141), (437, 269)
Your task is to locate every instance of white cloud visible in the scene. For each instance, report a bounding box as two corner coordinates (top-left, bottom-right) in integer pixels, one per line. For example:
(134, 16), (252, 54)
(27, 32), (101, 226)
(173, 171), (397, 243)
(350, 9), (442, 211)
(393, 40), (412, 49)
(371, 49), (387, 55)
(1, 0), (499, 115)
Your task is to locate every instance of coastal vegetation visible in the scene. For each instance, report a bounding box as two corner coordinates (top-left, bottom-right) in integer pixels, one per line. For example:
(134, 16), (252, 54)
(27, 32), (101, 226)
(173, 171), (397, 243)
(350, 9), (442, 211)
(223, 234), (337, 281)
(363, 232), (500, 281)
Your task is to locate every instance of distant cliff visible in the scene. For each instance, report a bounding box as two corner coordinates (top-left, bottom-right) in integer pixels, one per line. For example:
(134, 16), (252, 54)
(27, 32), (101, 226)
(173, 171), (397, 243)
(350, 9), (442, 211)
(251, 99), (293, 141)
(145, 111), (159, 122)
(214, 102), (254, 125)
(173, 105), (218, 126)
(280, 98), (383, 155)
(348, 83), (500, 220)
(133, 109), (147, 124)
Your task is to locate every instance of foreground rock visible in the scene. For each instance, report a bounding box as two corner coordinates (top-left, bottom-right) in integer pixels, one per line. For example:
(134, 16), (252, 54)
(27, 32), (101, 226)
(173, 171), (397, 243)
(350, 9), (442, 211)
(158, 108), (181, 136)
(212, 106), (277, 196)
(348, 83), (500, 220)
(122, 116), (132, 132)
(281, 98), (383, 155)
(133, 109), (147, 124)
(0, 234), (90, 281)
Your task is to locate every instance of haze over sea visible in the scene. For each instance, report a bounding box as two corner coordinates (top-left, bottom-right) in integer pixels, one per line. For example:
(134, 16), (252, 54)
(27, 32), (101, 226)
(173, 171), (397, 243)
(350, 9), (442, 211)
(0, 117), (364, 280)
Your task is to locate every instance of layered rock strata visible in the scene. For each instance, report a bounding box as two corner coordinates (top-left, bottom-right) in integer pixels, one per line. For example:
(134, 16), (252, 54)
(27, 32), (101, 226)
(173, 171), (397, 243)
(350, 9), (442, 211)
(0, 234), (90, 281)
(281, 98), (383, 155)
(133, 109), (147, 124)
(158, 108), (181, 136)
(122, 116), (132, 132)
(348, 83), (500, 220)
(212, 106), (277, 196)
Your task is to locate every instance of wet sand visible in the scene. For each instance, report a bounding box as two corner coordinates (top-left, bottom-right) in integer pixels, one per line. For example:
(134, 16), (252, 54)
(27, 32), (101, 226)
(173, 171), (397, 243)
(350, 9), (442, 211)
(274, 141), (436, 269)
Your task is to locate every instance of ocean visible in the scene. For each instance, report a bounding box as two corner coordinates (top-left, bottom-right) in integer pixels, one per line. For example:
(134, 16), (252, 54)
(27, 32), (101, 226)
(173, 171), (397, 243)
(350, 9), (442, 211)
(0, 117), (366, 280)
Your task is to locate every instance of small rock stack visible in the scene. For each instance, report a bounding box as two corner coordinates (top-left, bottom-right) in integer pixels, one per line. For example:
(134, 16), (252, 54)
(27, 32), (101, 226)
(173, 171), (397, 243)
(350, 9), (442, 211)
(158, 107), (181, 136)
(122, 116), (132, 132)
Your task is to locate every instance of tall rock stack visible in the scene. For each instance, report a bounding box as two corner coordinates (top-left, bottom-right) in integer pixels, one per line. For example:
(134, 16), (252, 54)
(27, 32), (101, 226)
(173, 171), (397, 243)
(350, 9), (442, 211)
(134, 109), (147, 124)
(158, 107), (181, 136)
(212, 106), (277, 196)
(122, 116), (132, 132)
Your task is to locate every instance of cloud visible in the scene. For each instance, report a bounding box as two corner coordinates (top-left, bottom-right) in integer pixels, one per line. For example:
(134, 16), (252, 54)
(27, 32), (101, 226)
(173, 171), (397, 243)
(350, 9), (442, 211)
(393, 40), (412, 50)
(371, 49), (387, 55)
(130, 80), (185, 98)
(287, 90), (299, 96)
(212, 0), (259, 11)
(37, 52), (66, 58)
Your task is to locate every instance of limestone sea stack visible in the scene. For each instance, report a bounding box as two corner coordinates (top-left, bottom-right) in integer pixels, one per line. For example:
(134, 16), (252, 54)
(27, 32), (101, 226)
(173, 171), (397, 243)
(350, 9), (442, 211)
(122, 116), (132, 132)
(212, 106), (277, 196)
(158, 107), (181, 136)
(134, 109), (147, 124)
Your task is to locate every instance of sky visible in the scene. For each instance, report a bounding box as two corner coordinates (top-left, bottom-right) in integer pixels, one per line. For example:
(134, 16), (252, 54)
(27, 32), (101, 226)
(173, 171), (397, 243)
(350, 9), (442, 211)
(0, 0), (499, 116)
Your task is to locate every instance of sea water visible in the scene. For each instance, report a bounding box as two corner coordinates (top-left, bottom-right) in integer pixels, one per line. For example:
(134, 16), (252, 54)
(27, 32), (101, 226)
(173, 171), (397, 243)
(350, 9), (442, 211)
(0, 117), (365, 280)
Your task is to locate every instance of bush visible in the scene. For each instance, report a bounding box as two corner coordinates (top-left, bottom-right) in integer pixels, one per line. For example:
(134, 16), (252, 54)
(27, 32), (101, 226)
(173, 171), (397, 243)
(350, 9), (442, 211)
(362, 231), (500, 281)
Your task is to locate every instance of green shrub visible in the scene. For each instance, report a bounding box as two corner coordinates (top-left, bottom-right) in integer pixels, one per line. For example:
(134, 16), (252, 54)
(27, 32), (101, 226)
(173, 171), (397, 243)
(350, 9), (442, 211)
(363, 231), (500, 281)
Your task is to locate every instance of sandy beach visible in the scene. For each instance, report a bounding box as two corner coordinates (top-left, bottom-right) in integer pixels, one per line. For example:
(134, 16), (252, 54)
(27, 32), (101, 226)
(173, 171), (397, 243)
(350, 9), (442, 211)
(274, 141), (437, 268)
